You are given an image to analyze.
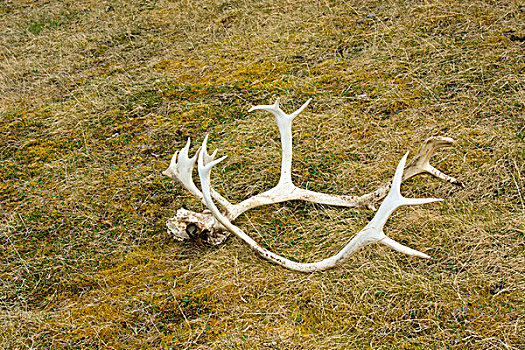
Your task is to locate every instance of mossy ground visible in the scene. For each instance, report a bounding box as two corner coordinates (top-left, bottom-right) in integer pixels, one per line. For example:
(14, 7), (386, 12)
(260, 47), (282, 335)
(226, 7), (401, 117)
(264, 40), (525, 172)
(1, 0), (524, 349)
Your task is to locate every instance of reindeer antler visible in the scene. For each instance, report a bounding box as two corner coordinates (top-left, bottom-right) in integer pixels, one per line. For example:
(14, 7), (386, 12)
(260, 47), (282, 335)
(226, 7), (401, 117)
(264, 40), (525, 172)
(198, 140), (439, 272)
(164, 98), (463, 267)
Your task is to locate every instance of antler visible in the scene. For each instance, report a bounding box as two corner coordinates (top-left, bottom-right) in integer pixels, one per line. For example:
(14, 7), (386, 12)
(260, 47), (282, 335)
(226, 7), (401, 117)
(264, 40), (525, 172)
(164, 98), (462, 249)
(198, 141), (440, 272)
(163, 136), (235, 245)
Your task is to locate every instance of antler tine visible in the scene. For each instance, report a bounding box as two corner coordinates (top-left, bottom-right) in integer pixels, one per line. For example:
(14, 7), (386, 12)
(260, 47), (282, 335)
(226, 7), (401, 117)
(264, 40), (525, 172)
(202, 134), (218, 165)
(162, 138), (203, 199)
(367, 152), (441, 259)
(289, 98), (312, 120)
(248, 97), (312, 121)
(379, 237), (432, 259)
(197, 138), (229, 210)
(368, 152), (443, 231)
(248, 97), (311, 186)
(404, 136), (464, 187)
(199, 135), (236, 213)
(198, 141), (227, 177)
(248, 97), (285, 118)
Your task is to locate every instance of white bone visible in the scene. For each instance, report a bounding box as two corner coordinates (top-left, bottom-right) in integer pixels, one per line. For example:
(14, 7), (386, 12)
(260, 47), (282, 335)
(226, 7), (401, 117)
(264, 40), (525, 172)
(249, 98), (311, 185)
(164, 98), (462, 254)
(198, 148), (440, 272)
(162, 138), (202, 199)
(163, 137), (235, 214)
(202, 134), (218, 165)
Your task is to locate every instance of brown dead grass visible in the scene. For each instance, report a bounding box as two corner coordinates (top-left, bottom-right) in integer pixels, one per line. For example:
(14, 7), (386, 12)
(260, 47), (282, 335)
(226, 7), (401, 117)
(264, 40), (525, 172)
(0, 0), (524, 349)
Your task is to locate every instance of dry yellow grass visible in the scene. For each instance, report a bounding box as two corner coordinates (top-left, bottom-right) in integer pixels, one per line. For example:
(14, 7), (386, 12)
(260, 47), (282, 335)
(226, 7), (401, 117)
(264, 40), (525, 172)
(0, 0), (524, 349)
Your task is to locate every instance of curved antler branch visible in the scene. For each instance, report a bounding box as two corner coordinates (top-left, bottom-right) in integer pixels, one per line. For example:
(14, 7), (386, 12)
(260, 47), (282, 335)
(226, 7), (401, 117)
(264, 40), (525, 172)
(163, 97), (462, 246)
(198, 148), (439, 272)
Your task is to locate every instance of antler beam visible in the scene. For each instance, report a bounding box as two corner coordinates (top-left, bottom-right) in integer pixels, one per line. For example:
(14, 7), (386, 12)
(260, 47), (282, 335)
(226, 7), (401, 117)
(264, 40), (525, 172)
(164, 98), (462, 267)
(198, 145), (439, 272)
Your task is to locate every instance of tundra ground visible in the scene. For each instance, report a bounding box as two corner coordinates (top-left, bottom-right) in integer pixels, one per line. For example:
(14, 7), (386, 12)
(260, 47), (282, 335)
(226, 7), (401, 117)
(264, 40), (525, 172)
(0, 1), (524, 349)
